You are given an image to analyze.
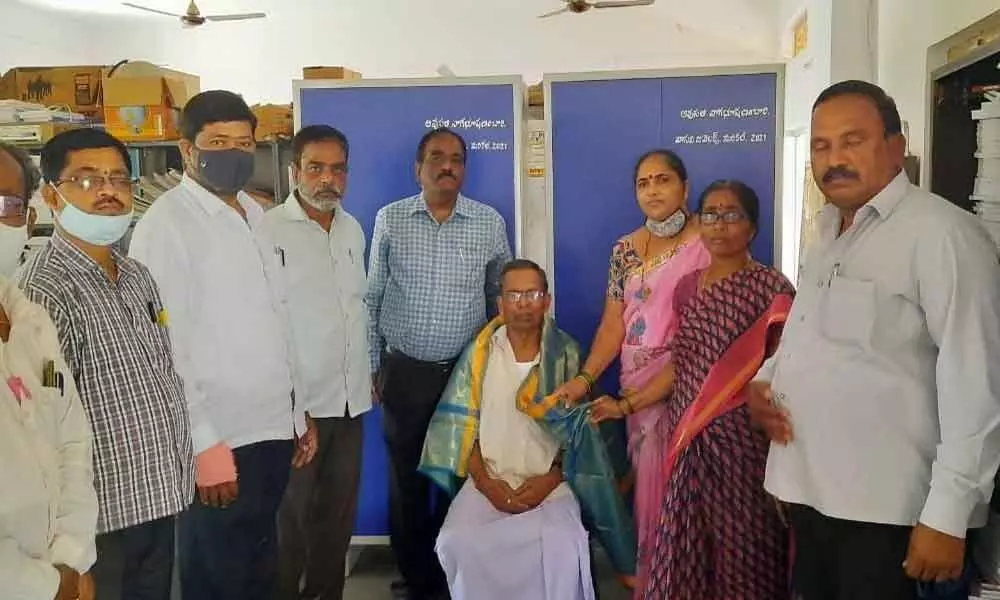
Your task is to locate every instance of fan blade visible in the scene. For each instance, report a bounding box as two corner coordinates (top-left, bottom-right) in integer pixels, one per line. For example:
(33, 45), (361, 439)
(593, 0), (655, 8)
(121, 3), (183, 17)
(205, 13), (267, 22)
(538, 6), (571, 18)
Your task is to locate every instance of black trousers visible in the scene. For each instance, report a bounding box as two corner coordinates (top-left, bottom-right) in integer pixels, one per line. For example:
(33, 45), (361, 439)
(276, 414), (364, 600)
(789, 504), (917, 600)
(179, 440), (294, 600)
(92, 516), (176, 600)
(380, 350), (456, 599)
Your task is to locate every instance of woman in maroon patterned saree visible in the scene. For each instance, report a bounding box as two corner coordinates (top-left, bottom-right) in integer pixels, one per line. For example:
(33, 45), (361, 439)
(591, 179), (795, 599)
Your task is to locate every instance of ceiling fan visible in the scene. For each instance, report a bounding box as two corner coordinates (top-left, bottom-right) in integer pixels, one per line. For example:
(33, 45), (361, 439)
(538, 0), (656, 19)
(121, 1), (266, 26)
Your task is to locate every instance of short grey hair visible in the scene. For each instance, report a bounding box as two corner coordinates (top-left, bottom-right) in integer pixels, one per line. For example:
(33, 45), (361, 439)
(0, 142), (41, 200)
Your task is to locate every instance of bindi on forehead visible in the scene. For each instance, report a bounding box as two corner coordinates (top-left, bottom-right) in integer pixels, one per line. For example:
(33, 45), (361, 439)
(705, 189), (740, 207)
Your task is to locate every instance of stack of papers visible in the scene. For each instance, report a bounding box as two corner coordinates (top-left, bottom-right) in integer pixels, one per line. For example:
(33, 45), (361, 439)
(973, 582), (1000, 599)
(971, 91), (1000, 249)
(0, 100), (88, 125)
(133, 170), (183, 221)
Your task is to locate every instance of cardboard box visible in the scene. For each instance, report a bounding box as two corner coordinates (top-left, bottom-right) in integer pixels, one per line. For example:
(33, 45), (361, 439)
(252, 103), (293, 141)
(102, 62), (200, 142)
(0, 66), (105, 119)
(302, 66), (361, 80)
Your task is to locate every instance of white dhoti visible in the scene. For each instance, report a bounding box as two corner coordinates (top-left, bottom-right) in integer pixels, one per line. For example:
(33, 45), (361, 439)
(436, 480), (596, 600)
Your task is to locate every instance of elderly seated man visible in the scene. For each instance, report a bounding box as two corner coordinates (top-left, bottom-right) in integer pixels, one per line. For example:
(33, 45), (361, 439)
(419, 259), (636, 600)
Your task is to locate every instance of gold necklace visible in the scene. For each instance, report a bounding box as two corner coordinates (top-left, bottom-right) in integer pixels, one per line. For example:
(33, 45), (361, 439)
(637, 229), (685, 300)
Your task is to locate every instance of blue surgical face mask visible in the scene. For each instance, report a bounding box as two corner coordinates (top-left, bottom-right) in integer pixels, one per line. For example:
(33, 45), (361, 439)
(51, 184), (132, 246)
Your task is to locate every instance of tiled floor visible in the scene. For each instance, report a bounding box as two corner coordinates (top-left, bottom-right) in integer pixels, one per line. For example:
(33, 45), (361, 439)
(342, 546), (633, 599)
(167, 544), (631, 599)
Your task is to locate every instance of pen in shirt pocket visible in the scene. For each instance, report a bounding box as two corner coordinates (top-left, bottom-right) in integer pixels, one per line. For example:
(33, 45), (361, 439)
(42, 360), (64, 396)
(275, 246), (286, 267)
(146, 302), (168, 327)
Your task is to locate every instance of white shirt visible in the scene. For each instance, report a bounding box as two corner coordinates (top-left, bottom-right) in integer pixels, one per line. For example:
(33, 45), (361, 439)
(0, 278), (97, 600)
(129, 175), (306, 454)
(260, 196), (371, 419)
(479, 327), (568, 499)
(759, 172), (1000, 538)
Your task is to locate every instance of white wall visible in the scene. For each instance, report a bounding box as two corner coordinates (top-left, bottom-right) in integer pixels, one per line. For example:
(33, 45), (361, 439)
(1, 2), (103, 70)
(829, 0), (878, 83)
(931, 0), (1000, 41)
(878, 0), (999, 172)
(877, 0), (933, 159)
(33, 0), (782, 104)
(779, 0), (831, 132)
(779, 0), (879, 132)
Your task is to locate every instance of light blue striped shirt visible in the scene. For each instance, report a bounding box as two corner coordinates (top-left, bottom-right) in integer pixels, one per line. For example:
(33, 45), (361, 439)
(366, 193), (511, 371)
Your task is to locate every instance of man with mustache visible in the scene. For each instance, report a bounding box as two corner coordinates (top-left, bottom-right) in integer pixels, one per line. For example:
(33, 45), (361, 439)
(748, 80), (1000, 600)
(264, 125), (370, 600)
(367, 127), (512, 600)
(17, 128), (193, 600)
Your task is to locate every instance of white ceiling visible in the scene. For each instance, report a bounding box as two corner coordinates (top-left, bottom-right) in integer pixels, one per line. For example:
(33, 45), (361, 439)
(14, 0), (784, 103)
(20, 0), (778, 26)
(20, 0), (267, 16)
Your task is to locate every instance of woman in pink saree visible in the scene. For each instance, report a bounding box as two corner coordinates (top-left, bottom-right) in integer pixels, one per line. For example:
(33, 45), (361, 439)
(553, 150), (709, 592)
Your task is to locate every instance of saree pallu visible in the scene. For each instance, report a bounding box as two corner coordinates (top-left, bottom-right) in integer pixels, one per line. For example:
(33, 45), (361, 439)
(644, 264), (794, 600)
(419, 317), (637, 576)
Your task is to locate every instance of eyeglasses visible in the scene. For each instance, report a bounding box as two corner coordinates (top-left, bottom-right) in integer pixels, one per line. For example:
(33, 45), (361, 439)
(700, 210), (747, 225)
(55, 174), (133, 194)
(502, 290), (547, 303)
(0, 195), (26, 218)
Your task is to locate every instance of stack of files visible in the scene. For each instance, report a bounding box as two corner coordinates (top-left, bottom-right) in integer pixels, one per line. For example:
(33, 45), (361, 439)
(972, 583), (1000, 599)
(0, 100), (88, 124)
(971, 91), (1000, 249)
(133, 170), (182, 221)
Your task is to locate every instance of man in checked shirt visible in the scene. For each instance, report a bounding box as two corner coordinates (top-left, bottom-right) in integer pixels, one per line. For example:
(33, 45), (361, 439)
(16, 128), (193, 600)
(367, 127), (512, 600)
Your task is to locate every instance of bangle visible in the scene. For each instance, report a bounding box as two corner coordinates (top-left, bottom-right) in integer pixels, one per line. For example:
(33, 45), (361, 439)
(576, 370), (596, 392)
(618, 399), (632, 415)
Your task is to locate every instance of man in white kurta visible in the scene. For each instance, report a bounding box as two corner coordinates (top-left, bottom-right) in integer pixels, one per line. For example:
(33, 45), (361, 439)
(0, 277), (98, 600)
(434, 260), (594, 600)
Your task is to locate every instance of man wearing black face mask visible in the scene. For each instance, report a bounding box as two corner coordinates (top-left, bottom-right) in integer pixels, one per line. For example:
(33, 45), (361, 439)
(129, 90), (318, 600)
